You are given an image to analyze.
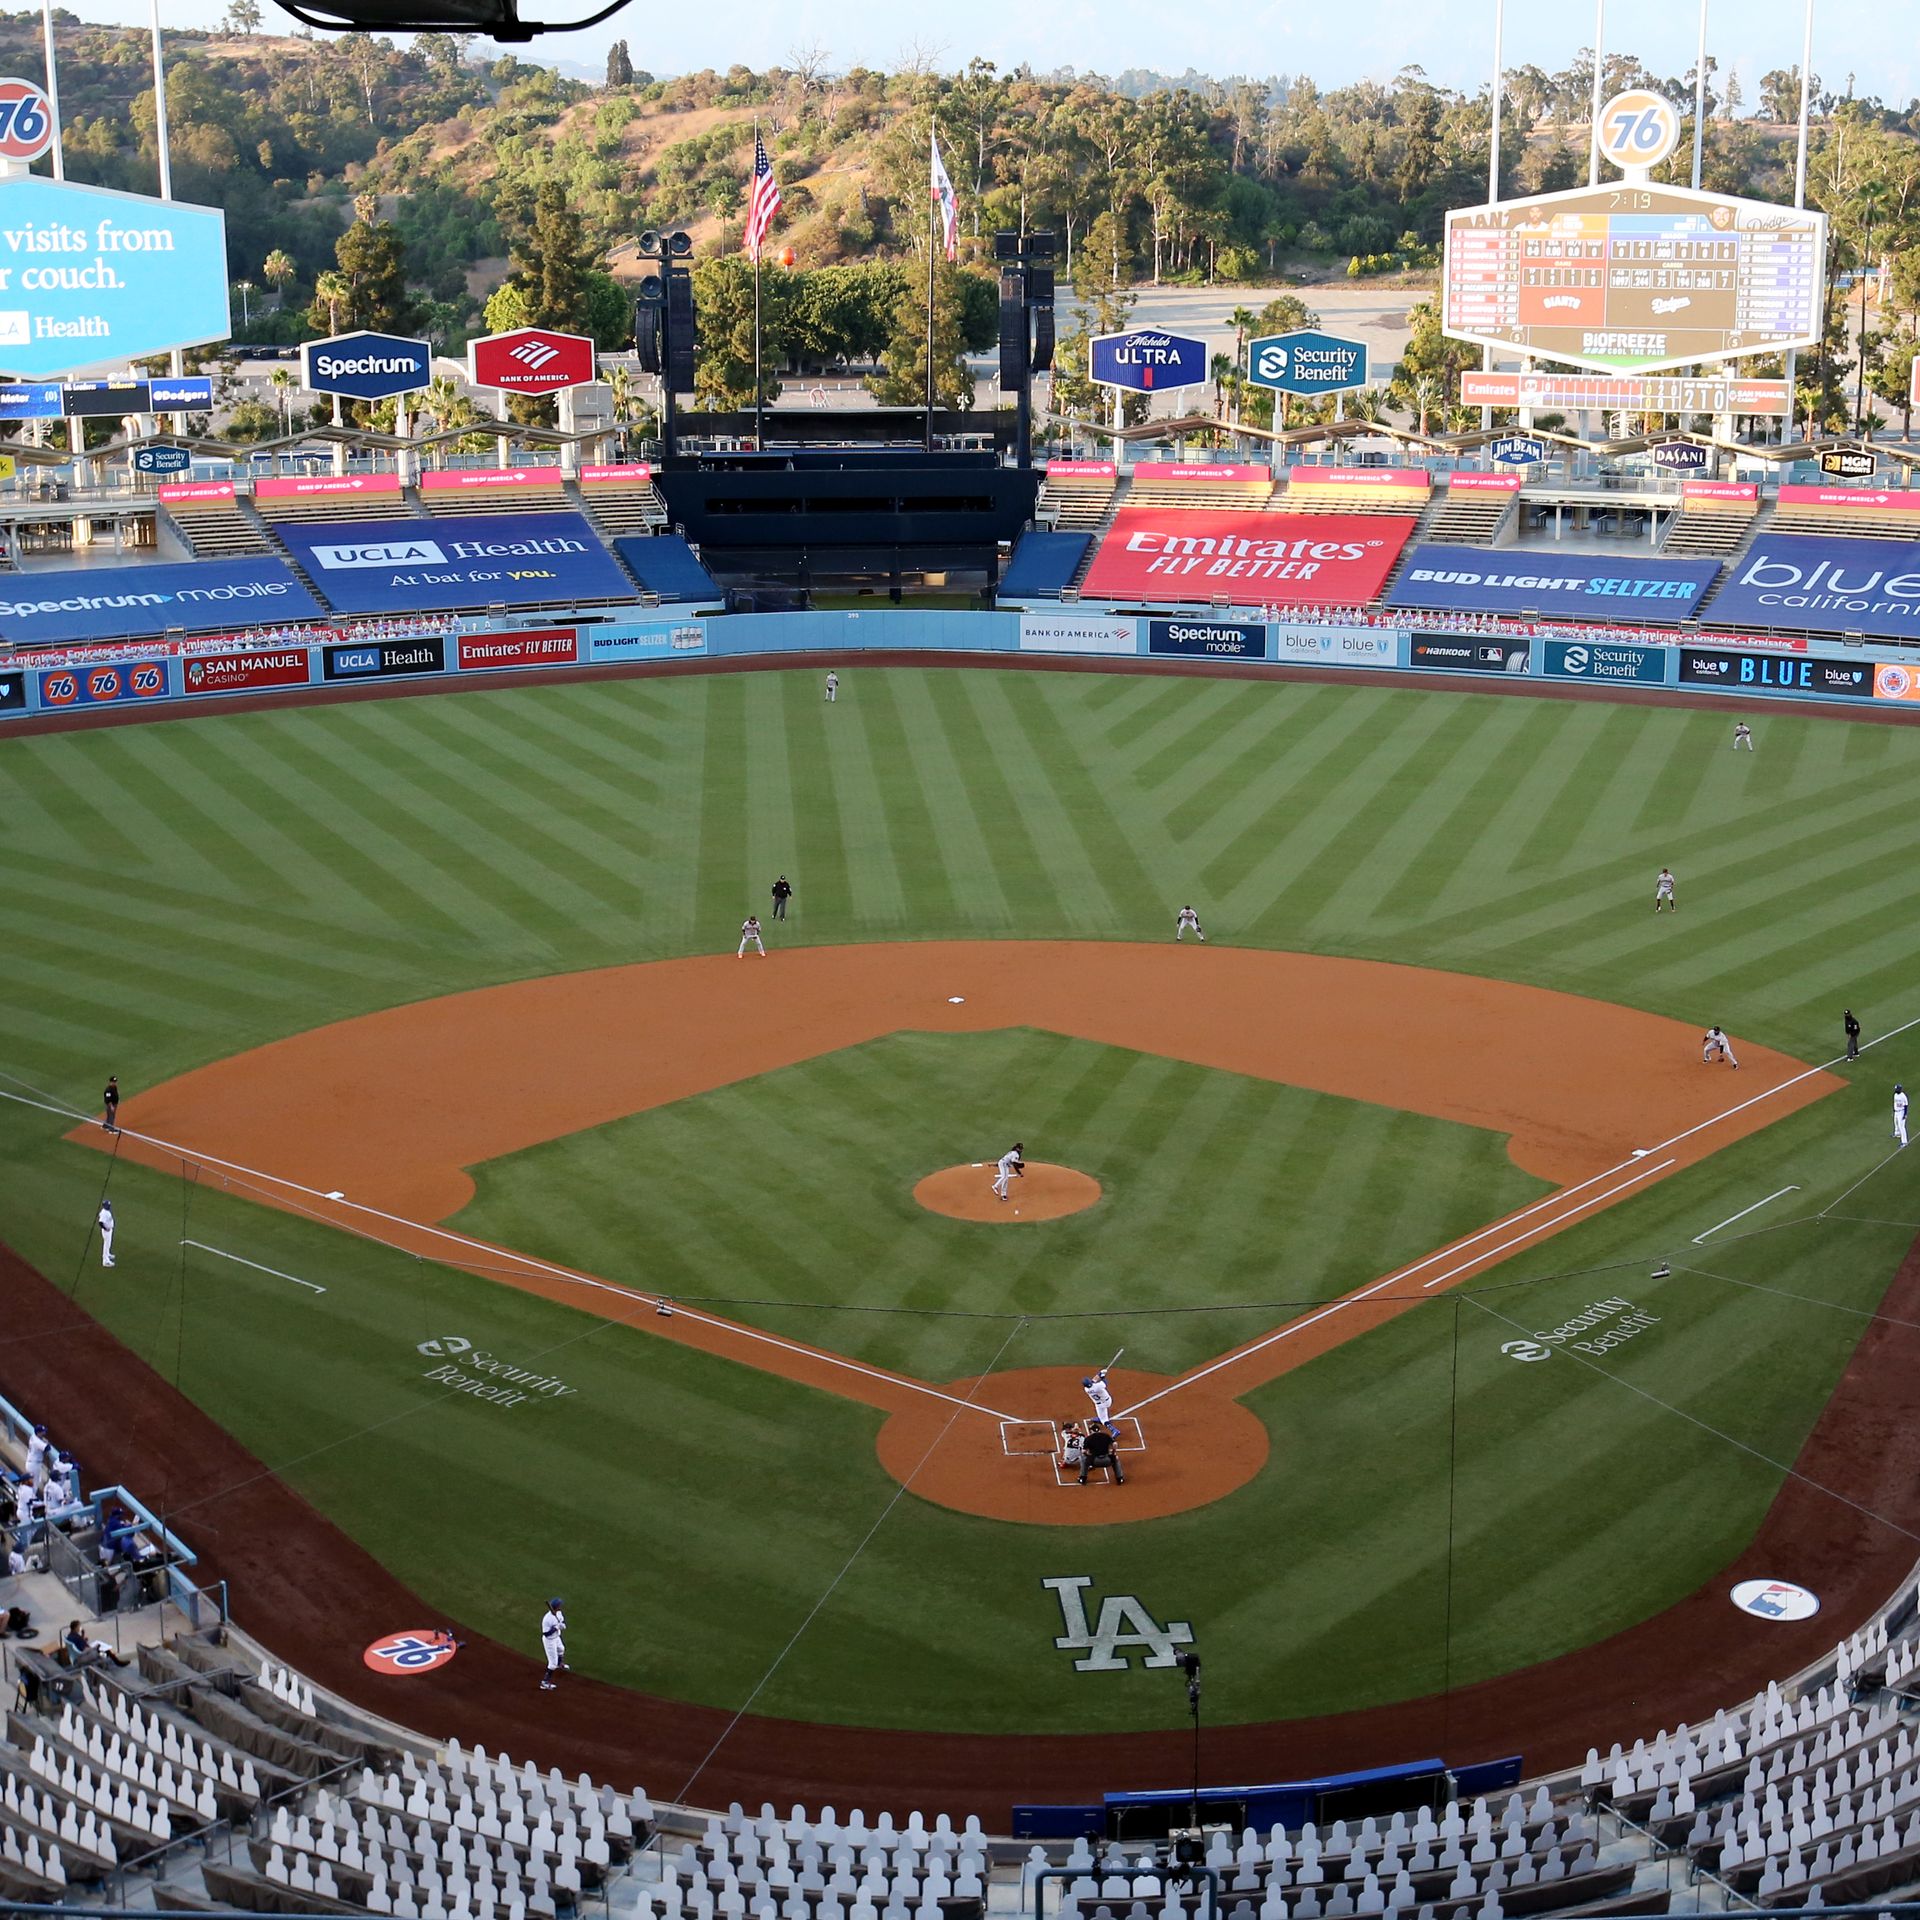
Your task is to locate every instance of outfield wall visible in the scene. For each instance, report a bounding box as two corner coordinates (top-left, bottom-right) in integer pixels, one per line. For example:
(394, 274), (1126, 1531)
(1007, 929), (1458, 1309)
(3, 608), (1917, 719)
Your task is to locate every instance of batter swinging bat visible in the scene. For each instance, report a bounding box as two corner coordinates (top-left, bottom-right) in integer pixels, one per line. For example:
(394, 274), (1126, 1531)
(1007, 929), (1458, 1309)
(1104, 1346), (1125, 1375)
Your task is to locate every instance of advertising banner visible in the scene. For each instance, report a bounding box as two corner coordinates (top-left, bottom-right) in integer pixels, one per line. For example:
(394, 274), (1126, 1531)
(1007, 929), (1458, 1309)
(1043, 460), (1116, 478)
(1081, 510), (1414, 609)
(158, 480), (235, 503)
(1147, 618), (1265, 657)
(1682, 479), (1757, 503)
(578, 463), (655, 485)
(1450, 472), (1523, 492)
(37, 659), (169, 706)
(418, 466), (566, 494)
(1650, 442), (1710, 473)
(0, 667), (24, 711)
(276, 512), (632, 616)
(0, 176), (229, 379)
(467, 328), (596, 395)
(1389, 548), (1720, 621)
(1543, 639), (1667, 684)
(301, 331), (432, 401)
(1873, 662), (1920, 703)
(1247, 330), (1367, 394)
(0, 557), (323, 645)
(1460, 370), (1791, 415)
(131, 445), (191, 475)
(1288, 467), (1429, 492)
(1817, 449), (1878, 480)
(1088, 329), (1206, 392)
(1018, 612), (1137, 654)
(0, 381), (61, 419)
(1709, 534), (1920, 639)
(456, 628), (580, 671)
(180, 648), (311, 696)
(1677, 647), (1873, 698)
(1406, 635), (1533, 674)
(1271, 628), (1398, 666)
(583, 622), (706, 659)
(1135, 464), (1270, 485)
(320, 638), (448, 682)
(1775, 485), (1920, 513)
(254, 473), (403, 502)
(1488, 435), (1547, 466)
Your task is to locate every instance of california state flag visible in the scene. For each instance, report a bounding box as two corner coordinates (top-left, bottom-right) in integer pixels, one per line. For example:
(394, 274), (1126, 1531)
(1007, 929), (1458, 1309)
(930, 133), (958, 263)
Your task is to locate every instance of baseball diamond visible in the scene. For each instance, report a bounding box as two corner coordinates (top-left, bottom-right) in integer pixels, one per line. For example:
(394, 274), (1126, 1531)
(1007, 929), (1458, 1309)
(3, 660), (1920, 1822)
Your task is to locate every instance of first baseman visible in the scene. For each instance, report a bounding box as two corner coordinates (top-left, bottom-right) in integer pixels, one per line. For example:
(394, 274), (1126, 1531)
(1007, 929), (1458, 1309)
(1175, 906), (1205, 942)
(1896, 1084), (1909, 1149)
(1655, 868), (1677, 912)
(992, 1142), (1025, 1200)
(738, 915), (767, 957)
(539, 1599), (567, 1690)
(1083, 1370), (1113, 1423)
(1703, 1025), (1738, 1068)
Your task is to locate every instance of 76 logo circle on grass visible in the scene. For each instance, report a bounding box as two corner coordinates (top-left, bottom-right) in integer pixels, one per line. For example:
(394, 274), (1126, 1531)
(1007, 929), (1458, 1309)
(363, 1629), (458, 1675)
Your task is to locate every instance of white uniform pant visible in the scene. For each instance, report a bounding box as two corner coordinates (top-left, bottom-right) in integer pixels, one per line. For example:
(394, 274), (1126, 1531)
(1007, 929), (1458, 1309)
(1704, 1039), (1738, 1067)
(1086, 1386), (1112, 1423)
(544, 1635), (565, 1674)
(739, 932), (765, 956)
(99, 1221), (114, 1267)
(1176, 921), (1204, 941)
(993, 1167), (1016, 1197)
(1897, 1109), (1909, 1148)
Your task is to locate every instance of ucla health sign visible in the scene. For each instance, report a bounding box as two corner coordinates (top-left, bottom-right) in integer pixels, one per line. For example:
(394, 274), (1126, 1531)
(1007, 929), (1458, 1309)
(1089, 329), (1206, 392)
(0, 176), (228, 378)
(1389, 548), (1721, 620)
(302, 330), (432, 401)
(0, 557), (321, 645)
(1709, 534), (1920, 640)
(1247, 330), (1367, 395)
(276, 511), (633, 616)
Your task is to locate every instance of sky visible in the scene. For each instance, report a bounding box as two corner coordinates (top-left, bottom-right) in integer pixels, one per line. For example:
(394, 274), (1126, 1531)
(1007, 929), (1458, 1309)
(84, 0), (1917, 107)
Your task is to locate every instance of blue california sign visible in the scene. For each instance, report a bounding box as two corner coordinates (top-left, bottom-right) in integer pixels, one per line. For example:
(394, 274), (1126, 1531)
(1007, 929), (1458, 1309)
(1089, 329), (1206, 393)
(1247, 329), (1367, 394)
(301, 330), (433, 402)
(0, 175), (228, 379)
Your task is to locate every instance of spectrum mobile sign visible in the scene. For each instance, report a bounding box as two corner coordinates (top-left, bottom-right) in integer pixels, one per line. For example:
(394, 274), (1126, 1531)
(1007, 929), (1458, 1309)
(0, 176), (229, 379)
(301, 330), (432, 401)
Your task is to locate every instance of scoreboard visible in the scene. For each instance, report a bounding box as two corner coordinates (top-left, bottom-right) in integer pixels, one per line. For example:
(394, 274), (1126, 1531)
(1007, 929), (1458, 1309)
(1443, 184), (1826, 375)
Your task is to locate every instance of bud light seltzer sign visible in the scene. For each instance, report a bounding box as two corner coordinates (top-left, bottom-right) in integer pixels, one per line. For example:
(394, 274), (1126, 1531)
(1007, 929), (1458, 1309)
(1089, 329), (1206, 393)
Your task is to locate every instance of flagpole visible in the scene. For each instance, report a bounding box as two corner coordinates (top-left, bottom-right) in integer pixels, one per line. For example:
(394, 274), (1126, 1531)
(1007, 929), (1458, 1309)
(752, 123), (763, 452)
(925, 128), (936, 455)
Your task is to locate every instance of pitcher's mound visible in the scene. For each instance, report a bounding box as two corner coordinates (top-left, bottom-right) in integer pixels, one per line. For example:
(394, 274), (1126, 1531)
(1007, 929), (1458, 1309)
(914, 1162), (1101, 1222)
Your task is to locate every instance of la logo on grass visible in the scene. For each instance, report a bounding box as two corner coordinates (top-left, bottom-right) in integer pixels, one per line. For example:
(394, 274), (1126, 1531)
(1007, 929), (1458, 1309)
(1045, 1576), (1194, 1672)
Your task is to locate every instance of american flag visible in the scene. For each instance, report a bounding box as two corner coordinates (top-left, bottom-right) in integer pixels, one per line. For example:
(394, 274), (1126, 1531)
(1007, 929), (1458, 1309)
(744, 132), (782, 262)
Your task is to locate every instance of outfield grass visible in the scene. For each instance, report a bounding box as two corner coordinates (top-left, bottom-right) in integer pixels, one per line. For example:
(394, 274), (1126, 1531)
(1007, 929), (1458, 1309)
(3, 667), (1919, 1733)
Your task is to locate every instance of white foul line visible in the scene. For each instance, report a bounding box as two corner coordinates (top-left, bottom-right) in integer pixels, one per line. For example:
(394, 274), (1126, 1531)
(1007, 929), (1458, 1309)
(181, 1239), (327, 1294)
(0, 1089), (1016, 1425)
(1692, 1186), (1800, 1245)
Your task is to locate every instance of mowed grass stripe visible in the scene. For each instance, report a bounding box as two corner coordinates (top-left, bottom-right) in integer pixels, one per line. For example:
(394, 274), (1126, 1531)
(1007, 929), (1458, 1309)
(1506, 703), (1655, 873)
(845, 672), (958, 929)
(882, 671), (1014, 928)
(3, 734), (154, 867)
(1160, 684), (1342, 848)
(809, 675), (910, 927)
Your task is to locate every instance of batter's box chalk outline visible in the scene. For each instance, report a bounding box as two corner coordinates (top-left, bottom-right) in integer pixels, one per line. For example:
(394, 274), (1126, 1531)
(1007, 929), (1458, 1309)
(1000, 1419), (1059, 1457)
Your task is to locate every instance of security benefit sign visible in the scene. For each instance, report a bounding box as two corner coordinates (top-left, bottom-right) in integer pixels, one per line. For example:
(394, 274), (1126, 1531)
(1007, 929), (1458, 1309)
(1677, 645), (1874, 700)
(1247, 329), (1368, 395)
(1389, 548), (1720, 621)
(0, 176), (229, 378)
(277, 512), (633, 616)
(1147, 617), (1265, 657)
(1708, 534), (1920, 642)
(0, 557), (322, 646)
(1543, 639), (1667, 684)
(1081, 509), (1415, 609)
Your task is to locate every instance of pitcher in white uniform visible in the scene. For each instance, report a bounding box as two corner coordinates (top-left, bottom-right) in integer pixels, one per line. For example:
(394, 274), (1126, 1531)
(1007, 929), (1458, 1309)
(992, 1143), (1025, 1200)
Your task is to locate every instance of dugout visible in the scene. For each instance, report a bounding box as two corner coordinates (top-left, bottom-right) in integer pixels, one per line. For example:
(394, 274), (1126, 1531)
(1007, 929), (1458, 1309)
(651, 448), (1043, 601)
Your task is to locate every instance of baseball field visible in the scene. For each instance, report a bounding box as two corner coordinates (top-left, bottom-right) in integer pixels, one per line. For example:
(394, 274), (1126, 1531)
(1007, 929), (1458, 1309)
(4, 661), (1920, 1808)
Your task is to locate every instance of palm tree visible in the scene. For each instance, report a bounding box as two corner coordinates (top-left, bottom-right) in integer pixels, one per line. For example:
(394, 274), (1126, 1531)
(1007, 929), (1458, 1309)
(262, 248), (296, 306)
(1410, 373), (1442, 436)
(1346, 385), (1387, 426)
(269, 366), (296, 435)
(313, 269), (350, 336)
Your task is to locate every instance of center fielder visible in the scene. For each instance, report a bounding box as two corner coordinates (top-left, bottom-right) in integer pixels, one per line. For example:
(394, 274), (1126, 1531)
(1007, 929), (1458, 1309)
(1655, 867), (1677, 913)
(992, 1142), (1025, 1200)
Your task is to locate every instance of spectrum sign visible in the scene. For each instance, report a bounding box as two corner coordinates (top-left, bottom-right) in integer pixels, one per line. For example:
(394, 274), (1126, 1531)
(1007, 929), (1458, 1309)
(301, 330), (432, 401)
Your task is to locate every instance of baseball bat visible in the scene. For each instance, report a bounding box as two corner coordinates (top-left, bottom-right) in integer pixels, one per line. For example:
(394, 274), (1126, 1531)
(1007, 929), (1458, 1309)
(1104, 1346), (1125, 1375)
